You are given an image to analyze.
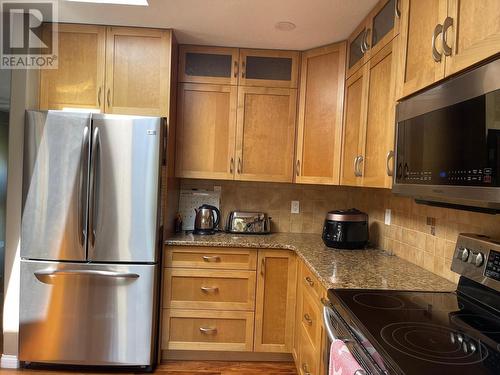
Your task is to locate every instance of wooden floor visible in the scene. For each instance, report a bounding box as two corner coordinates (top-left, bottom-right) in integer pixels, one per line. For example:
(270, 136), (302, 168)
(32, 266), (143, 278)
(0, 361), (298, 375)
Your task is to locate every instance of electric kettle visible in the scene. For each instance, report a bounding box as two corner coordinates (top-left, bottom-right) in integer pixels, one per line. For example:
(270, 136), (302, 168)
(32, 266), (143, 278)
(194, 204), (220, 235)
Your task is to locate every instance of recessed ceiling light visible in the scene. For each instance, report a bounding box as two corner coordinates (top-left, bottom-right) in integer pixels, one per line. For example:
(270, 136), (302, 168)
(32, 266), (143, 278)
(275, 21), (296, 31)
(66, 0), (148, 5)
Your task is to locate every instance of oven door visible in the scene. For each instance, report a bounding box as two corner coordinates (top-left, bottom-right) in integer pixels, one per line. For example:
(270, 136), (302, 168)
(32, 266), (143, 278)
(393, 57), (500, 211)
(322, 301), (385, 375)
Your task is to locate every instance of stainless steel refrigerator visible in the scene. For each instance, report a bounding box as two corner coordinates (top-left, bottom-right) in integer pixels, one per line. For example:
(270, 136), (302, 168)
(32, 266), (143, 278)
(19, 110), (164, 368)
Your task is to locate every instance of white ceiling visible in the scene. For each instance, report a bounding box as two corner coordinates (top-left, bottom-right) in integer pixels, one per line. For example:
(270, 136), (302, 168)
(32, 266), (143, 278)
(56, 0), (378, 50)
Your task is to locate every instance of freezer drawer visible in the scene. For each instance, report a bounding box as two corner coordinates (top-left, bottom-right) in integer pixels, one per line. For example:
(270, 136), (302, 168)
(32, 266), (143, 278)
(20, 260), (158, 366)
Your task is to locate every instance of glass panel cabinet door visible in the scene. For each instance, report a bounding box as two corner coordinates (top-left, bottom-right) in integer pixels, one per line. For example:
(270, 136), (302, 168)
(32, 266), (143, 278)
(239, 49), (299, 88)
(372, 0), (396, 48)
(179, 46), (239, 85)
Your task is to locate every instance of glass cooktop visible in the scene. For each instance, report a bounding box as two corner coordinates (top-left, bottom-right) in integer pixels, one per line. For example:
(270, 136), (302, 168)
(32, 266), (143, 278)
(328, 288), (500, 375)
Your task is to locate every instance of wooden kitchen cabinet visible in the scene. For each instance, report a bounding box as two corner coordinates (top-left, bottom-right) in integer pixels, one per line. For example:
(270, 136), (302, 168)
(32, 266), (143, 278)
(178, 45), (239, 85)
(398, 0), (500, 99)
(295, 42), (346, 185)
(346, 0), (400, 78)
(175, 83), (237, 179)
(235, 86), (297, 183)
(341, 39), (397, 189)
(361, 40), (397, 188)
(39, 24), (106, 111)
(340, 65), (368, 187)
(254, 250), (297, 353)
(444, 0), (500, 76)
(238, 49), (300, 88)
(105, 27), (171, 116)
(40, 25), (173, 116)
(294, 260), (327, 375)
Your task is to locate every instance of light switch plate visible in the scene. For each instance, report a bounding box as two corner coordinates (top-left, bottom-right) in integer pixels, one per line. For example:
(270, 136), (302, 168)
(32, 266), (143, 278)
(385, 209), (391, 225)
(291, 200), (300, 214)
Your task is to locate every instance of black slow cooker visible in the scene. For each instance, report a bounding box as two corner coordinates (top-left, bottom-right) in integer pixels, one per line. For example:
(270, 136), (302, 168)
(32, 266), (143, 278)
(322, 208), (368, 249)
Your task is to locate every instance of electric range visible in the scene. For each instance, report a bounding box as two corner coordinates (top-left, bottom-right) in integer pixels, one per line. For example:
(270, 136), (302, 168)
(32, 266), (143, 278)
(324, 233), (500, 375)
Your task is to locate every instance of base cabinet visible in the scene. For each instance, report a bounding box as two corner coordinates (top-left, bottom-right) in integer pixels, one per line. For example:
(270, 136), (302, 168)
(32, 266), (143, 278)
(254, 250), (297, 352)
(162, 246), (298, 358)
(294, 260), (327, 375)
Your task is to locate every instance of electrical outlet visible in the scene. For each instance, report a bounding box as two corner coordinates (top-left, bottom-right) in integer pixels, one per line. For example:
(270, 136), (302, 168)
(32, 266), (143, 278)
(385, 209), (391, 225)
(291, 200), (300, 214)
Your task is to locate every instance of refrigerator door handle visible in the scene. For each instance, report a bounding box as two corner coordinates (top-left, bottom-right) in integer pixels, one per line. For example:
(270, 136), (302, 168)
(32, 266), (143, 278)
(34, 269), (140, 279)
(78, 126), (90, 247)
(89, 126), (101, 248)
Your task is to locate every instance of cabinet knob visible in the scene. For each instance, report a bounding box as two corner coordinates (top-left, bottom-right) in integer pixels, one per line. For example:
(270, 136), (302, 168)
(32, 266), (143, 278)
(432, 23), (444, 62)
(106, 88), (111, 107)
(303, 313), (313, 326)
(296, 160), (301, 176)
(200, 286), (219, 294)
(395, 0), (401, 18)
(199, 327), (217, 335)
(305, 276), (314, 287)
(202, 255), (221, 262)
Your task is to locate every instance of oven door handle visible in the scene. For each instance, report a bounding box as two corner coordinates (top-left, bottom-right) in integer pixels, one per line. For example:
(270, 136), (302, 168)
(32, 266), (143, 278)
(322, 303), (354, 343)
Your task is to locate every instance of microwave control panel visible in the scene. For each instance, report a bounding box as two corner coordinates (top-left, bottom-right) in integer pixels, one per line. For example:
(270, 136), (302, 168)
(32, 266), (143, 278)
(396, 166), (494, 186)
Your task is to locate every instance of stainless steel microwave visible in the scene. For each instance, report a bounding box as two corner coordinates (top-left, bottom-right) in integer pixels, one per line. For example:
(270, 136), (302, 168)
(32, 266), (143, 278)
(393, 57), (500, 212)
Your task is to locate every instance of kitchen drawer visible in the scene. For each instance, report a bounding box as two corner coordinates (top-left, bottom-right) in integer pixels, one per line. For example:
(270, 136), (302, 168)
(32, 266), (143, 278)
(162, 309), (254, 352)
(298, 326), (319, 375)
(300, 288), (322, 352)
(300, 262), (323, 302)
(165, 246), (257, 270)
(163, 268), (256, 310)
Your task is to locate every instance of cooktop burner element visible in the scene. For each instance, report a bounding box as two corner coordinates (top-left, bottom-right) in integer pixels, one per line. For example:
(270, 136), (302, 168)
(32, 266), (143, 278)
(353, 293), (405, 310)
(380, 322), (488, 365)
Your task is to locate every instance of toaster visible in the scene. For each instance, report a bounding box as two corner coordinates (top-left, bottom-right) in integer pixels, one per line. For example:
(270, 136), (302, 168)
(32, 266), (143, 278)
(322, 208), (368, 249)
(226, 211), (271, 234)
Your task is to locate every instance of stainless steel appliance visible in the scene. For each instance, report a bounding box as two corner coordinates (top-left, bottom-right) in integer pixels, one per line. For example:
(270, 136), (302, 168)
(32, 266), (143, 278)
(394, 57), (500, 212)
(323, 233), (500, 374)
(322, 209), (368, 249)
(193, 204), (220, 234)
(226, 211), (271, 234)
(19, 110), (164, 369)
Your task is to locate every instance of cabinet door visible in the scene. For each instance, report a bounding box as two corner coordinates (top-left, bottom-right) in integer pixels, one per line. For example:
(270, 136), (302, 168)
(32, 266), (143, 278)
(398, 0), (447, 98)
(105, 27), (171, 116)
(175, 83), (237, 180)
(235, 86), (297, 183)
(39, 24), (105, 111)
(346, 23), (368, 78)
(239, 49), (299, 88)
(445, 0), (500, 77)
(179, 45), (239, 85)
(296, 43), (346, 185)
(340, 65), (368, 187)
(361, 40), (397, 189)
(254, 250), (297, 353)
(369, 0), (400, 57)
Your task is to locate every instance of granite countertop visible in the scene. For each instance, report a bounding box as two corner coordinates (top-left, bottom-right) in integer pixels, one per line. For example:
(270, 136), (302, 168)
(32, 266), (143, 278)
(164, 232), (456, 292)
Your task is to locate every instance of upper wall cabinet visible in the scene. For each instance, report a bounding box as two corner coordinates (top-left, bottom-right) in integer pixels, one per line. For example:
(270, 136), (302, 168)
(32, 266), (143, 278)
(105, 27), (171, 116)
(295, 42), (346, 185)
(175, 83), (237, 180)
(39, 24), (173, 116)
(347, 0), (401, 78)
(341, 39), (397, 189)
(235, 86), (297, 183)
(398, 0), (500, 99)
(39, 24), (106, 111)
(239, 49), (299, 88)
(179, 45), (239, 85)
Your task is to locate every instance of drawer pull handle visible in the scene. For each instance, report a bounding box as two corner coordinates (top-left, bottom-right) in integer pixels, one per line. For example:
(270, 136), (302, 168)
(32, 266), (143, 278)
(304, 313), (313, 326)
(199, 327), (217, 335)
(305, 276), (314, 287)
(201, 286), (219, 294)
(302, 363), (311, 375)
(202, 255), (221, 262)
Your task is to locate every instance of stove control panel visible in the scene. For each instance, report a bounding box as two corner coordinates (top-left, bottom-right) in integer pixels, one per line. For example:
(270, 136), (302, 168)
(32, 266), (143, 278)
(451, 233), (500, 292)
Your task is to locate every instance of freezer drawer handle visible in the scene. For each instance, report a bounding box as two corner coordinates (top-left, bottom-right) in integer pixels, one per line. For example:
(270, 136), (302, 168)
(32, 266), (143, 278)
(34, 269), (140, 279)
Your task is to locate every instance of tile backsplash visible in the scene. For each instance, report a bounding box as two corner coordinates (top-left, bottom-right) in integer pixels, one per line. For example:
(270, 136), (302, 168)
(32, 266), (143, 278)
(179, 179), (500, 284)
